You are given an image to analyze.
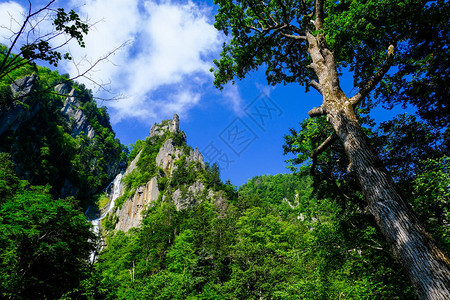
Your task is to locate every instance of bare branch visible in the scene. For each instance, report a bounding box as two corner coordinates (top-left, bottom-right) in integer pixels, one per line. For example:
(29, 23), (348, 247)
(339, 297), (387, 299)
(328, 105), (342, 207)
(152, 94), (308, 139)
(308, 105), (326, 117)
(12, 41), (130, 102)
(349, 45), (395, 106)
(310, 133), (337, 175)
(314, 0), (325, 30)
(280, 32), (307, 40)
(308, 80), (323, 95)
(0, 0), (56, 75)
(244, 21), (287, 33)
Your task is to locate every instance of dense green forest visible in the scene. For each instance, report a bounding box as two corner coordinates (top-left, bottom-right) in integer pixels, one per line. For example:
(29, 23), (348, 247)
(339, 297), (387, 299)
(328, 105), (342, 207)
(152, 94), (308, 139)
(0, 44), (125, 298)
(1, 0), (449, 298)
(87, 172), (416, 299)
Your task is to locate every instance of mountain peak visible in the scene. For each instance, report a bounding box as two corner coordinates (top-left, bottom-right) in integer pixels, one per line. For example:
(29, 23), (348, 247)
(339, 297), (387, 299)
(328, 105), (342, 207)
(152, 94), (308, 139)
(149, 113), (180, 137)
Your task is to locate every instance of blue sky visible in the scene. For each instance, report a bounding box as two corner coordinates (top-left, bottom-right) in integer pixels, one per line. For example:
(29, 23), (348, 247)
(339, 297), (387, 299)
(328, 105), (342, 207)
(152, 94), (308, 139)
(0, 0), (407, 186)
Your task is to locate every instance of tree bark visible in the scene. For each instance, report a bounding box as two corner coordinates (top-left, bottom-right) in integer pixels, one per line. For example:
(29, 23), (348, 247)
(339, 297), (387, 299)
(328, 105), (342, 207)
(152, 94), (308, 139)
(306, 32), (450, 299)
(329, 109), (450, 300)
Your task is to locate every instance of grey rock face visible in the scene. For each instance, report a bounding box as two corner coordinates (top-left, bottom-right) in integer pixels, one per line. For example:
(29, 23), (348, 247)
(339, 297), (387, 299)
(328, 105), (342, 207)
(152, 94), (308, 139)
(54, 82), (72, 95)
(155, 139), (181, 174)
(172, 180), (213, 210)
(149, 113), (180, 137)
(0, 74), (39, 136)
(156, 140), (206, 176)
(11, 73), (38, 96)
(125, 149), (142, 176)
(115, 177), (160, 232)
(60, 88), (96, 139)
(170, 113), (179, 133)
(187, 147), (205, 169)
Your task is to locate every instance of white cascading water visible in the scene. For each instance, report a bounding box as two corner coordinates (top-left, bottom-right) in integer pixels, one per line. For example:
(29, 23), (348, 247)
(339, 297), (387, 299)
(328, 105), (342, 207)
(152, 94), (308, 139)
(88, 172), (123, 262)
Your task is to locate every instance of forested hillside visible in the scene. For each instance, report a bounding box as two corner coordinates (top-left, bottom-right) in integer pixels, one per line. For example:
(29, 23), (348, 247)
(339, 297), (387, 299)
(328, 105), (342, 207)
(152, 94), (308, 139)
(84, 171), (418, 299)
(0, 44), (126, 201)
(79, 115), (445, 299)
(0, 44), (125, 298)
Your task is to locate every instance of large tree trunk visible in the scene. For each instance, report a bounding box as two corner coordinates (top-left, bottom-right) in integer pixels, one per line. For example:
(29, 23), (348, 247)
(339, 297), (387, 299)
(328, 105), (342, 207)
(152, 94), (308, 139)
(306, 32), (450, 299)
(329, 108), (450, 299)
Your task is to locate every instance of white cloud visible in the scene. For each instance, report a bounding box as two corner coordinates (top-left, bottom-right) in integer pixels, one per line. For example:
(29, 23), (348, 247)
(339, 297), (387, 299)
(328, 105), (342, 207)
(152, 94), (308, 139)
(0, 0), (236, 125)
(256, 82), (276, 98)
(0, 1), (25, 45)
(222, 84), (244, 116)
(64, 0), (141, 86)
(60, 0), (222, 124)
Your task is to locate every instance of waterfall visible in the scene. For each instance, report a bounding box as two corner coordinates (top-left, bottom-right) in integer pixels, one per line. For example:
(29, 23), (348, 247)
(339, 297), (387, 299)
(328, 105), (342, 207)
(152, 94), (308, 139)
(88, 172), (123, 262)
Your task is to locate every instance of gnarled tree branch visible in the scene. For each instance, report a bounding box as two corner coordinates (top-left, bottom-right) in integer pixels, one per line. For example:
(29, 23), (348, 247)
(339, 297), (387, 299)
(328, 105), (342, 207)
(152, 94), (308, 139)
(314, 0), (325, 30)
(308, 80), (323, 95)
(308, 105), (326, 117)
(280, 32), (307, 40)
(349, 45), (395, 107)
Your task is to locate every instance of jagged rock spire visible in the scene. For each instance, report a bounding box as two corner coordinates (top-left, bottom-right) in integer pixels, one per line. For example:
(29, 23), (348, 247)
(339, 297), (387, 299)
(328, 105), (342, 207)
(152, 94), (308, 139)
(149, 113), (180, 137)
(170, 113), (179, 133)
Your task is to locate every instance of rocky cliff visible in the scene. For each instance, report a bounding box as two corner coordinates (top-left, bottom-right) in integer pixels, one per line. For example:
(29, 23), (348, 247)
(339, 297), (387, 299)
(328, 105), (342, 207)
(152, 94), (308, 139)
(0, 74), (39, 136)
(57, 83), (96, 139)
(102, 114), (216, 232)
(0, 73), (124, 199)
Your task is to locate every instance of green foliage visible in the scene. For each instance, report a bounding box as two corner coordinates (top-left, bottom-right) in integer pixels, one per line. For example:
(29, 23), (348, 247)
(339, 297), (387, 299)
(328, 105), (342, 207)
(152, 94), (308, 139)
(171, 156), (198, 190)
(167, 229), (197, 273)
(0, 61), (125, 201)
(239, 173), (313, 206)
(0, 5), (89, 84)
(157, 176), (168, 191)
(203, 162), (221, 189)
(115, 189), (135, 209)
(211, 0), (312, 89)
(0, 155), (94, 299)
(96, 193), (110, 210)
(373, 1), (450, 131)
(377, 113), (446, 184)
(88, 173), (415, 299)
(119, 136), (167, 199)
(283, 114), (447, 298)
(211, 0), (448, 137)
(0, 153), (19, 201)
(412, 156), (450, 251)
(0, 81), (13, 110)
(128, 139), (145, 163)
(102, 212), (119, 232)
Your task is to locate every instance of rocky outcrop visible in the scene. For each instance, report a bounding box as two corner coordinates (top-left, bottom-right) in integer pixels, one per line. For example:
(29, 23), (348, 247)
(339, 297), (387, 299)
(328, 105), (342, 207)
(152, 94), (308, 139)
(1, 75), (122, 200)
(0, 74), (39, 136)
(187, 147), (205, 169)
(109, 114), (212, 232)
(114, 177), (160, 232)
(1, 76), (95, 139)
(156, 141), (205, 176)
(58, 84), (96, 139)
(125, 149), (142, 176)
(11, 73), (38, 96)
(156, 138), (178, 173)
(149, 113), (180, 137)
(171, 180), (214, 210)
(154, 115), (204, 175)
